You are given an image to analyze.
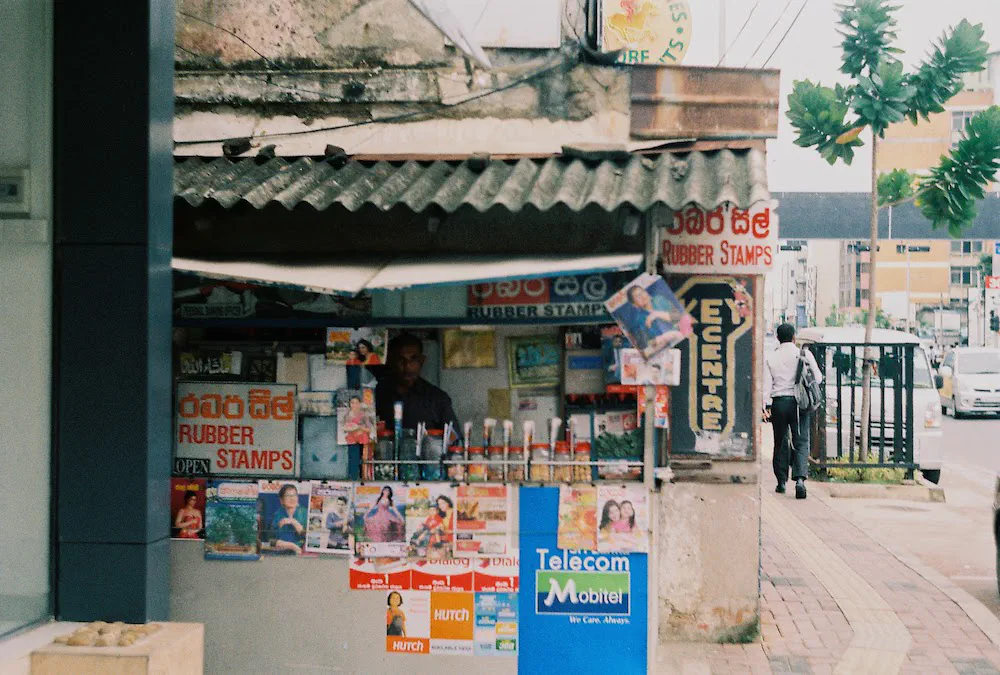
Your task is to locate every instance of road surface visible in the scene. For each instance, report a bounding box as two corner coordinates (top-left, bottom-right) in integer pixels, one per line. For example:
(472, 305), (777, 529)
(822, 415), (1000, 618)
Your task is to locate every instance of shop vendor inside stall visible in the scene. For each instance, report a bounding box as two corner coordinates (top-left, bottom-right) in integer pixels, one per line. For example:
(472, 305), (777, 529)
(373, 332), (461, 435)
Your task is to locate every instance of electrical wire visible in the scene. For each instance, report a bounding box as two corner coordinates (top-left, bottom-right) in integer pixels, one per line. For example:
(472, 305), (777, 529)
(742, 0), (793, 68)
(176, 10), (284, 71)
(174, 57), (567, 146)
(717, 2), (759, 66)
(762, 1), (808, 68)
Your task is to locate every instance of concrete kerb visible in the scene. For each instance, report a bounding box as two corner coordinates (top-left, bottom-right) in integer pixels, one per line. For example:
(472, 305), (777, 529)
(809, 487), (1000, 651)
(817, 481), (946, 503)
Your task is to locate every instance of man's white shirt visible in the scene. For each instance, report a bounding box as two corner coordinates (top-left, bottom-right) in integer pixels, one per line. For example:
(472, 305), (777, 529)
(764, 342), (823, 406)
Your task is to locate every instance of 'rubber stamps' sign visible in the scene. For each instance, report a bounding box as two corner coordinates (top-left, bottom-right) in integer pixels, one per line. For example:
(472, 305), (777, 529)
(467, 272), (632, 323)
(175, 381), (298, 476)
(669, 276), (754, 458)
(661, 203), (778, 275)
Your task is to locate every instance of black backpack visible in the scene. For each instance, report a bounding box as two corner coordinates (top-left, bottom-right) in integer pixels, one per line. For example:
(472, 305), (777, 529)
(794, 347), (822, 413)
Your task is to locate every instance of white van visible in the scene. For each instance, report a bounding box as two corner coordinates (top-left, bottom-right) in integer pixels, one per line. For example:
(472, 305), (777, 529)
(938, 347), (1000, 417)
(795, 327), (944, 484)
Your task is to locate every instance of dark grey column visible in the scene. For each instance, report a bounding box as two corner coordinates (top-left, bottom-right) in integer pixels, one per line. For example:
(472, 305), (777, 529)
(52, 0), (174, 621)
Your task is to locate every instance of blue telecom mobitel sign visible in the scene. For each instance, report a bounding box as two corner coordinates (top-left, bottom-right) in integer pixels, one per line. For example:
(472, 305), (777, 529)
(518, 487), (647, 673)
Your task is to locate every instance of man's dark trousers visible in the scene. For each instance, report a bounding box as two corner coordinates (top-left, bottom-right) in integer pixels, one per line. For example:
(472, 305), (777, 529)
(771, 396), (810, 484)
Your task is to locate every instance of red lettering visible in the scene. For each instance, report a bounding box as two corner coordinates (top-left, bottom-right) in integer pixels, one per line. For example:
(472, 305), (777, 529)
(706, 207), (725, 234)
(243, 426), (254, 444)
(222, 395), (244, 420)
(205, 426), (216, 444)
(269, 450), (281, 468)
(178, 424), (191, 444)
(752, 208), (771, 239)
(281, 450), (294, 471)
(216, 448), (229, 469)
(218, 426), (229, 445)
(235, 450), (249, 469)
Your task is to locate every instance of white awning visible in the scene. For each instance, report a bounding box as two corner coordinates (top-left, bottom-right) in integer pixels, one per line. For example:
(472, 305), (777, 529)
(172, 253), (643, 295)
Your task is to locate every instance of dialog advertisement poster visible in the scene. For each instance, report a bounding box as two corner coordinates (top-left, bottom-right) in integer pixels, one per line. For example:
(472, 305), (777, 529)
(455, 485), (512, 557)
(473, 556), (520, 593)
(474, 592), (518, 656)
(350, 557), (411, 591)
(411, 558), (474, 593)
(175, 381), (297, 477)
(354, 483), (408, 558)
(519, 487), (647, 673)
(305, 481), (353, 555)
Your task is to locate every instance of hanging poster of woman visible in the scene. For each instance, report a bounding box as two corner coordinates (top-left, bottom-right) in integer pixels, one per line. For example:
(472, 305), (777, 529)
(604, 273), (693, 359)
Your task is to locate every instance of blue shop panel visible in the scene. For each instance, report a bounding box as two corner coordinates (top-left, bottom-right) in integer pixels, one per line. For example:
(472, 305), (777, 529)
(518, 487), (647, 674)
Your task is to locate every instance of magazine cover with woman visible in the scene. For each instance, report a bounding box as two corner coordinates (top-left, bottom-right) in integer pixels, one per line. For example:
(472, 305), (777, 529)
(596, 484), (648, 553)
(406, 486), (455, 560)
(170, 477), (206, 540)
(326, 327), (387, 365)
(354, 483), (409, 558)
(258, 480), (312, 556)
(336, 388), (376, 445)
(605, 273), (693, 359)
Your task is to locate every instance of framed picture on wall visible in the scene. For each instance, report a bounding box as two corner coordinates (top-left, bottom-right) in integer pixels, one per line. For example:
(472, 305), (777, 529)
(442, 328), (496, 369)
(507, 335), (561, 388)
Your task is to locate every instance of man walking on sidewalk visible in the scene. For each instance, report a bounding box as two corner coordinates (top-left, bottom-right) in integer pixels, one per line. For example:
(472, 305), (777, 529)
(763, 323), (822, 499)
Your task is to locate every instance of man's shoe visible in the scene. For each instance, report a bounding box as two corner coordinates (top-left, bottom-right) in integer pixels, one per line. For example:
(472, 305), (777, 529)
(795, 480), (807, 500)
(775, 482), (786, 494)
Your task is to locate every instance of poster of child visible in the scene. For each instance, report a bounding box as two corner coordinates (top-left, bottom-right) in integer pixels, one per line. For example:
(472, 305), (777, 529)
(337, 388), (376, 445)
(354, 483), (408, 558)
(305, 481), (353, 554)
(605, 273), (692, 359)
(406, 486), (455, 560)
(258, 481), (312, 556)
(326, 327), (387, 365)
(170, 477), (206, 540)
(596, 484), (648, 553)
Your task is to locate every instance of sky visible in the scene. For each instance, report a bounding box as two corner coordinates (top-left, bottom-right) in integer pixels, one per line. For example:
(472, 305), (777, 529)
(677, 0), (1000, 192)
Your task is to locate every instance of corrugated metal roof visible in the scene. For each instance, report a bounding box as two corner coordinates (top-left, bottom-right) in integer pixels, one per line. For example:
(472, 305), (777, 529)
(174, 148), (769, 214)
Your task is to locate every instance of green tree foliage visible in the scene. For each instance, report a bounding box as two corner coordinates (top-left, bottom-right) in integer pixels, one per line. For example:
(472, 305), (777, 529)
(788, 4), (993, 235)
(876, 168), (916, 207)
(859, 308), (892, 329)
(918, 107), (1000, 235)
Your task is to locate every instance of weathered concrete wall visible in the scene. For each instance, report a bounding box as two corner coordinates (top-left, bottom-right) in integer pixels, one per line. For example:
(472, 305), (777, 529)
(657, 479), (761, 643)
(173, 0), (631, 154)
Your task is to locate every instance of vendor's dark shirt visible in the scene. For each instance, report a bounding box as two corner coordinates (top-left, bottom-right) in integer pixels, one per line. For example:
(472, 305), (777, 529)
(375, 377), (460, 433)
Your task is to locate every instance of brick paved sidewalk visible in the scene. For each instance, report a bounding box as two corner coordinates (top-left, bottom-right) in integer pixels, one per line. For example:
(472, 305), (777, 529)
(657, 485), (1000, 674)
